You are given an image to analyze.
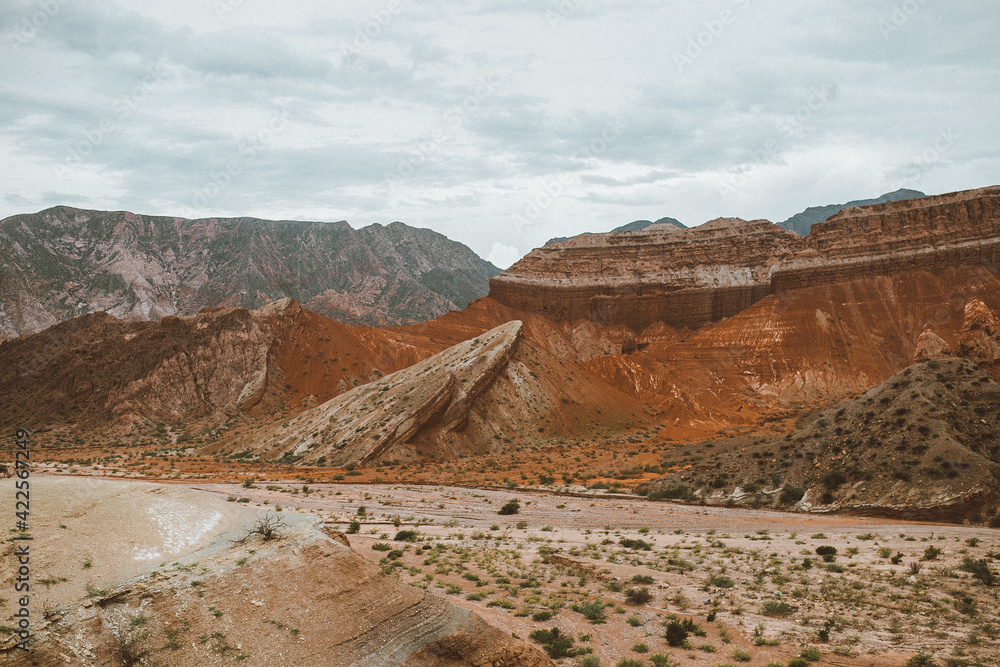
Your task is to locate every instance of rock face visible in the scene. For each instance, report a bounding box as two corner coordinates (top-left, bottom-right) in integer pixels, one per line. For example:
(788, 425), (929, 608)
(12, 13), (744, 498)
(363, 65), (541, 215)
(490, 186), (1000, 331)
(634, 359), (1000, 522)
(0, 206), (500, 340)
(5, 477), (552, 667)
(777, 188), (925, 236)
(213, 320), (652, 466)
(0, 298), (437, 437)
(493, 218), (804, 330)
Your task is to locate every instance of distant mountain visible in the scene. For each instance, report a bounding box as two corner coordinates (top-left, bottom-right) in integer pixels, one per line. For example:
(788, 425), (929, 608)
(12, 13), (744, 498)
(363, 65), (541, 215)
(0, 206), (500, 339)
(544, 216), (686, 246)
(778, 188), (926, 236)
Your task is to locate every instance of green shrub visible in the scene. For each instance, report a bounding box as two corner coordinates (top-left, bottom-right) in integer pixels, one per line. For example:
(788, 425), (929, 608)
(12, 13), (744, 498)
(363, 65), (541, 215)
(958, 557), (996, 586)
(394, 530), (418, 542)
(619, 538), (653, 551)
(800, 645), (822, 661)
(649, 655), (679, 667)
(615, 660), (645, 667)
(762, 601), (797, 617)
(498, 500), (520, 515)
(709, 574), (735, 588)
(532, 610), (555, 622)
(788, 659), (811, 667)
(779, 484), (806, 505)
(624, 587), (653, 605)
(664, 619), (689, 647)
(905, 652), (939, 667)
(572, 601), (607, 624)
(733, 647), (752, 662)
(921, 546), (942, 561)
(346, 519), (360, 534)
(821, 469), (847, 489)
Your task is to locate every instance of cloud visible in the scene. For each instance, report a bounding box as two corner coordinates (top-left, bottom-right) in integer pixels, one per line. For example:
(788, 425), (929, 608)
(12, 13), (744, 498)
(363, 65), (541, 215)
(0, 0), (997, 261)
(486, 242), (522, 269)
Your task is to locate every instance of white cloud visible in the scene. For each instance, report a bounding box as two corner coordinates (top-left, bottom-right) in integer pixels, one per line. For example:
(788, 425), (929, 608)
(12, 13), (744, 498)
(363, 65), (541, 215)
(486, 242), (522, 269)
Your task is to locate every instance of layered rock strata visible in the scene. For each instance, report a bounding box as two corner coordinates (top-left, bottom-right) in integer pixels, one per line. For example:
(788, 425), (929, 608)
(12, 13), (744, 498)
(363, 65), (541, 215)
(490, 186), (1000, 330)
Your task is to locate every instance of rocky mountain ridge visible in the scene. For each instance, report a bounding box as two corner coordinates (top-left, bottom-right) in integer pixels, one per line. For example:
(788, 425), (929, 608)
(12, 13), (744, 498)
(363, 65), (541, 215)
(777, 187), (926, 235)
(0, 206), (500, 341)
(491, 186), (1000, 330)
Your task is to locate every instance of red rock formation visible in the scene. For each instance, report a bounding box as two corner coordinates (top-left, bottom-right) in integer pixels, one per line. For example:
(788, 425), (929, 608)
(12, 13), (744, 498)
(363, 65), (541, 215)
(490, 186), (1000, 331)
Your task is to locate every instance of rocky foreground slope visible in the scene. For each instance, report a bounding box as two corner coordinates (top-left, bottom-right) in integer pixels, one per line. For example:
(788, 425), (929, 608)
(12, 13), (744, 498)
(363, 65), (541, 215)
(490, 186), (1000, 330)
(635, 358), (1000, 522)
(0, 206), (499, 340)
(1, 478), (550, 666)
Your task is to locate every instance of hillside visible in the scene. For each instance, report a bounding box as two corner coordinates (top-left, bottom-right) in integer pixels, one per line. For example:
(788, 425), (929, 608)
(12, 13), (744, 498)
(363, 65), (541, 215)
(635, 358), (1000, 522)
(0, 206), (500, 340)
(777, 188), (926, 235)
(491, 186), (1000, 331)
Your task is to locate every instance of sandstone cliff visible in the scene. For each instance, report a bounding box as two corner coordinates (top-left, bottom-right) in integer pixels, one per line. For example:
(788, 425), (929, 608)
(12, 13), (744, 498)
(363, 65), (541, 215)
(490, 186), (1000, 331)
(0, 206), (500, 340)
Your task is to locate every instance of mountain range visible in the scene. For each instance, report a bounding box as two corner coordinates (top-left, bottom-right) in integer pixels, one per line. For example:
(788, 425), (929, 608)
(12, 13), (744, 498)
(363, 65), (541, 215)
(0, 206), (500, 341)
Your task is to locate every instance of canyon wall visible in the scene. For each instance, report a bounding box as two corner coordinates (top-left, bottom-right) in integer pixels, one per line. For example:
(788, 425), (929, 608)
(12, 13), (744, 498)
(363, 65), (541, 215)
(489, 186), (1000, 330)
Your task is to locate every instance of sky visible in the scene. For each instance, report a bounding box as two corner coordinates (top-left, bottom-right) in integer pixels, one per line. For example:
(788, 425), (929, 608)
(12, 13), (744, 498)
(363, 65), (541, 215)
(1, 1), (998, 268)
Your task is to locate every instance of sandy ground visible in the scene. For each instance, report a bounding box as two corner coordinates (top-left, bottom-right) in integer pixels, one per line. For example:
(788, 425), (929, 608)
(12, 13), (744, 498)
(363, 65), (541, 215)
(189, 480), (1000, 666)
(3, 476), (998, 666)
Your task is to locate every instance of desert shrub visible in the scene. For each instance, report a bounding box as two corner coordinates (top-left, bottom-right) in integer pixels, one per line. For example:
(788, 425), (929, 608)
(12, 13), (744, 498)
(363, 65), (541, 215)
(572, 601), (607, 623)
(616, 660), (645, 667)
(532, 610), (555, 622)
(498, 499), (520, 515)
(624, 587), (653, 605)
(958, 557), (996, 586)
(779, 484), (806, 505)
(800, 645), (822, 661)
(631, 642), (649, 653)
(371, 542), (391, 551)
(528, 627), (576, 659)
(631, 574), (655, 584)
(905, 652), (939, 667)
(619, 538), (653, 551)
(821, 469), (847, 489)
(650, 655), (679, 667)
(708, 574), (736, 588)
(988, 513), (1000, 528)
(815, 546), (838, 557)
(733, 647), (752, 661)
(921, 546), (942, 561)
(788, 659), (811, 667)
(762, 601), (797, 617)
(664, 620), (689, 647)
(394, 530), (419, 542)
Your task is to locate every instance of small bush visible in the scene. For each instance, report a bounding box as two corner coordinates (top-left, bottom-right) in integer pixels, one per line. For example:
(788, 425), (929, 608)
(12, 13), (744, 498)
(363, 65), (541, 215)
(394, 530), (419, 542)
(498, 500), (520, 515)
(762, 600), (797, 617)
(779, 484), (806, 505)
(664, 619), (689, 647)
(905, 652), (939, 667)
(708, 574), (736, 588)
(532, 610), (555, 622)
(573, 601), (607, 623)
(958, 557), (996, 586)
(733, 647), (752, 662)
(650, 656), (679, 667)
(624, 587), (653, 605)
(921, 546), (942, 561)
(800, 645), (822, 661)
(346, 519), (360, 534)
(616, 660), (645, 667)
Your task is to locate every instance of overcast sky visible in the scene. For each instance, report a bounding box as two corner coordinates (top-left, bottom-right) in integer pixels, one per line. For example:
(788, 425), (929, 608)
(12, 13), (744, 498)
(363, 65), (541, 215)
(2, 1), (998, 267)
